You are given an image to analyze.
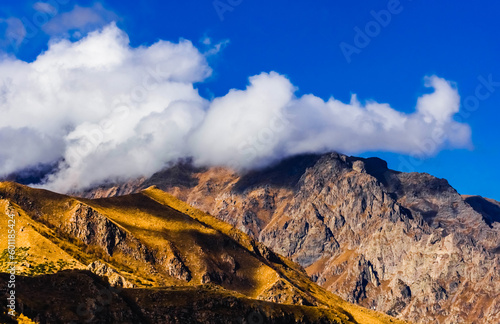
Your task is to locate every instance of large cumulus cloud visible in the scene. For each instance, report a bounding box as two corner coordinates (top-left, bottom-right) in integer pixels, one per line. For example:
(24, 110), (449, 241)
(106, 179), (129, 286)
(0, 23), (471, 192)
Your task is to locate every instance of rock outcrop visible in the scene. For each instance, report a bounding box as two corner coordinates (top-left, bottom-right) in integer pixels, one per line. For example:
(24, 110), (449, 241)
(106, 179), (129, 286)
(68, 204), (128, 256)
(87, 260), (135, 288)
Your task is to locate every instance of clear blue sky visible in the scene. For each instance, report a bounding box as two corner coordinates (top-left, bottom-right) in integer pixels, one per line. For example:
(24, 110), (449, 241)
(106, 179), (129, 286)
(1, 0), (499, 200)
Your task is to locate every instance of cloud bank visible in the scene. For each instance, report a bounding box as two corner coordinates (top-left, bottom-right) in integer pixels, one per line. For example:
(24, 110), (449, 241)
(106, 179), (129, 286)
(0, 24), (471, 192)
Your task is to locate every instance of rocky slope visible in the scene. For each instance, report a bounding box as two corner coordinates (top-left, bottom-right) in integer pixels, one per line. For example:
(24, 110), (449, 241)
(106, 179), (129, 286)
(0, 182), (402, 324)
(83, 153), (500, 324)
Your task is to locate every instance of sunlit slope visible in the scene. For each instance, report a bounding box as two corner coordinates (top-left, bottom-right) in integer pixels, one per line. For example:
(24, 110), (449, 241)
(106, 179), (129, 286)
(0, 182), (407, 324)
(81, 189), (283, 298)
(0, 193), (85, 275)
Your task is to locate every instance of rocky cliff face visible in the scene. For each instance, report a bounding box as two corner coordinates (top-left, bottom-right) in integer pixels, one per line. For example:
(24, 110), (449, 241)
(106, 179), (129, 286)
(84, 153), (500, 324)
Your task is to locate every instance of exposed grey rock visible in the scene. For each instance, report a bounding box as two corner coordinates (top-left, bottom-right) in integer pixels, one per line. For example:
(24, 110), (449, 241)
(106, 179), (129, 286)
(87, 260), (135, 288)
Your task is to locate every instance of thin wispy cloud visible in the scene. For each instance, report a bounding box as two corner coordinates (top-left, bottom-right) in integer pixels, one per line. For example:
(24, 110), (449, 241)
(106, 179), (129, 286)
(201, 37), (230, 56)
(0, 17), (26, 48)
(33, 2), (58, 15)
(0, 2), (116, 51)
(42, 3), (118, 38)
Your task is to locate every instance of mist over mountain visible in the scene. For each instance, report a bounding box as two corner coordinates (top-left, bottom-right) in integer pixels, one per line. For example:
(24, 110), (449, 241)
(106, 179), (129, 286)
(0, 24), (471, 193)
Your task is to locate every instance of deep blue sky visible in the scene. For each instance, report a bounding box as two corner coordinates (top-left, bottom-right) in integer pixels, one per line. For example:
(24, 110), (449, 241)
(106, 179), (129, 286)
(2, 0), (500, 200)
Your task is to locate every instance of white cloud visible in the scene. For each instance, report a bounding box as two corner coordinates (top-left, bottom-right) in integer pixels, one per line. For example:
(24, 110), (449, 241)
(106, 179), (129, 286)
(0, 23), (210, 192)
(189, 73), (471, 170)
(416, 76), (460, 123)
(189, 72), (296, 169)
(0, 23), (472, 192)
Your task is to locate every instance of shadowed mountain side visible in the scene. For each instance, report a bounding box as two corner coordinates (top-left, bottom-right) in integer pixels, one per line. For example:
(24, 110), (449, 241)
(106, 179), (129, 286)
(233, 154), (323, 192)
(0, 162), (57, 186)
(463, 195), (500, 227)
(143, 159), (203, 190)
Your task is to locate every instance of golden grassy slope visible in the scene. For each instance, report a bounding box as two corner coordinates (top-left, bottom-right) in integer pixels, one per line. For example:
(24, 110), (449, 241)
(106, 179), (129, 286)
(0, 199), (85, 275)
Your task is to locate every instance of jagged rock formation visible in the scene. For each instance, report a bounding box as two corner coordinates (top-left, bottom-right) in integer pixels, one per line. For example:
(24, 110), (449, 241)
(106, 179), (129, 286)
(84, 153), (500, 323)
(87, 260), (135, 288)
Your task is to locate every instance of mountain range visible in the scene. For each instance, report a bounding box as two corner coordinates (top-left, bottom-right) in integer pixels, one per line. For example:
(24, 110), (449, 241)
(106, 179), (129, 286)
(80, 152), (500, 324)
(1, 152), (498, 323)
(0, 180), (404, 324)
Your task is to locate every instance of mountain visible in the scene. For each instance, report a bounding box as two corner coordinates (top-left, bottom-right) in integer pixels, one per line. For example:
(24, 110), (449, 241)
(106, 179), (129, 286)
(0, 182), (403, 324)
(82, 153), (500, 324)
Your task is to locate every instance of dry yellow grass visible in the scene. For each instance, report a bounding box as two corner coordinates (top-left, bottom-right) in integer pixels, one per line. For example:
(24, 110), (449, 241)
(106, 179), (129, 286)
(0, 199), (85, 275)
